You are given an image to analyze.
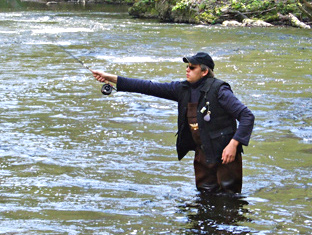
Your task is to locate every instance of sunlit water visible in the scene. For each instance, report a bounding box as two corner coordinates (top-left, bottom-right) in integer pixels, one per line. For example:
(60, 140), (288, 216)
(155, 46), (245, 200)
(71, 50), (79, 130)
(0, 2), (311, 234)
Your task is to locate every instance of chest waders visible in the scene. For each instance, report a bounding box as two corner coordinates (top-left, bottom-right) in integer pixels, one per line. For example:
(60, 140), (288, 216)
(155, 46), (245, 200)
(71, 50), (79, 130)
(187, 103), (243, 194)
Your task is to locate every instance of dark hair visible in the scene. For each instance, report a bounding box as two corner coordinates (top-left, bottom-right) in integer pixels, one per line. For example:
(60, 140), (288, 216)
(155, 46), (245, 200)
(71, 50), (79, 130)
(200, 64), (214, 78)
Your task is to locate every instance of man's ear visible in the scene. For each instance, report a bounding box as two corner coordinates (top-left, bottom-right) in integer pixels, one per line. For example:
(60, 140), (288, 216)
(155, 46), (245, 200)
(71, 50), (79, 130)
(202, 69), (209, 77)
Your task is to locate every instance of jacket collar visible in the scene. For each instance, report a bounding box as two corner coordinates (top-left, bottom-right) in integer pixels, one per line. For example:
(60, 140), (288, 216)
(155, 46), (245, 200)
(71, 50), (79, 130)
(200, 77), (216, 93)
(181, 77), (216, 95)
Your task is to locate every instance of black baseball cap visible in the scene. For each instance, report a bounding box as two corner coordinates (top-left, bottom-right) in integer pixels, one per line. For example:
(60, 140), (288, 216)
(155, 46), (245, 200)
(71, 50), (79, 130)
(183, 52), (215, 71)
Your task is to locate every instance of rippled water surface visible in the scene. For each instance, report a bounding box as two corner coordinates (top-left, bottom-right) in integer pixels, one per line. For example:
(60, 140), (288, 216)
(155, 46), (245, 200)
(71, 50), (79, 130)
(0, 2), (311, 234)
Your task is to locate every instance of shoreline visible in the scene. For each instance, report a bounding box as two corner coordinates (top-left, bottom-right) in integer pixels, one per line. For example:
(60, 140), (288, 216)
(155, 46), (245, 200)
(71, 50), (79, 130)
(13, 0), (311, 29)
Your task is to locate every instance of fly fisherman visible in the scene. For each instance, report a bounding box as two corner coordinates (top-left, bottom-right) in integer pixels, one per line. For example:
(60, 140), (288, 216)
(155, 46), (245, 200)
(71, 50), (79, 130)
(92, 52), (255, 194)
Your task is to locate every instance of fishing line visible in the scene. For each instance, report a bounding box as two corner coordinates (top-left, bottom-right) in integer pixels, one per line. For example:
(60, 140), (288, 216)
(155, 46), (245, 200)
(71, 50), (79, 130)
(49, 37), (116, 95)
(57, 44), (92, 72)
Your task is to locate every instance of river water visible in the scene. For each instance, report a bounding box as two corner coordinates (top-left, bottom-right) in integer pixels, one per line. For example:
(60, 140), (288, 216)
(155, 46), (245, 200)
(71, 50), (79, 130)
(0, 2), (311, 234)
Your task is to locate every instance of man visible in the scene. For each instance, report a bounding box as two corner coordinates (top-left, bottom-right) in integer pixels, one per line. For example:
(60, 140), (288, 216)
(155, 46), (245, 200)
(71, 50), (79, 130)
(92, 52), (254, 194)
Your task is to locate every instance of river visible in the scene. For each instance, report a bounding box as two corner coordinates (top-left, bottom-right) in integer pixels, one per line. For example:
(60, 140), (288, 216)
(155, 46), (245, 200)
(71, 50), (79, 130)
(0, 2), (311, 234)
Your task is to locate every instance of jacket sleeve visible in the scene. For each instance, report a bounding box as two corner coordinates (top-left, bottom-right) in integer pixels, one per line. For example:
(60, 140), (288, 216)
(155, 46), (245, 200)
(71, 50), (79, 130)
(218, 85), (255, 146)
(116, 76), (180, 102)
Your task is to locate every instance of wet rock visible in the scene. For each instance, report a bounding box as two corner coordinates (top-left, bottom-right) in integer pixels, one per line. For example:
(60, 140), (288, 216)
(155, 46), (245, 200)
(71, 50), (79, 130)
(222, 20), (243, 27)
(46, 1), (58, 5)
(242, 19), (273, 27)
(222, 19), (273, 28)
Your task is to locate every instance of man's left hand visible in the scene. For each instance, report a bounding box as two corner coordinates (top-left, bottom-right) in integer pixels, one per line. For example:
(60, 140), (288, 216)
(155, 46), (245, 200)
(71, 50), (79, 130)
(222, 139), (239, 164)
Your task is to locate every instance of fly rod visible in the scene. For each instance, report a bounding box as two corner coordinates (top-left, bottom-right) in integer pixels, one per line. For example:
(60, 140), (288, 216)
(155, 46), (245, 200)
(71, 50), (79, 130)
(54, 42), (116, 95)
(57, 44), (92, 72)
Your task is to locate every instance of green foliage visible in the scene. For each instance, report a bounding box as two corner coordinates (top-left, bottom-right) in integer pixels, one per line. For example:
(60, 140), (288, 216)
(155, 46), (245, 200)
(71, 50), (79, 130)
(172, 0), (190, 11)
(196, 11), (217, 24)
(199, 3), (207, 11)
(230, 0), (246, 10)
(230, 0), (274, 11)
(139, 0), (155, 4)
(229, 0), (299, 14)
(228, 0), (303, 22)
(278, 2), (298, 15)
(128, 0), (309, 26)
(129, 0), (158, 17)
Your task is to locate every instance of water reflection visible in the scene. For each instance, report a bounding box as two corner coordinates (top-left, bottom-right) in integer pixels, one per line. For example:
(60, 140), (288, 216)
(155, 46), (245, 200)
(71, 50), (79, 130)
(179, 193), (251, 234)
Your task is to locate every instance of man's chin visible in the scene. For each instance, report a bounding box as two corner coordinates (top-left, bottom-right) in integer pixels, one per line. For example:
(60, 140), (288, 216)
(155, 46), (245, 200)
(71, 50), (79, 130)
(186, 77), (192, 83)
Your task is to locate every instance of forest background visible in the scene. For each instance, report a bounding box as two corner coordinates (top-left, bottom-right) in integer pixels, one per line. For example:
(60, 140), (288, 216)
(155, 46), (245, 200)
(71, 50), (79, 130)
(3, 0), (312, 28)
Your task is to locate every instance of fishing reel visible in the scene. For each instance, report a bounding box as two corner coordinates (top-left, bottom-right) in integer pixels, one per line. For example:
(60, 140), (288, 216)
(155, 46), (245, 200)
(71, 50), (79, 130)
(101, 83), (113, 95)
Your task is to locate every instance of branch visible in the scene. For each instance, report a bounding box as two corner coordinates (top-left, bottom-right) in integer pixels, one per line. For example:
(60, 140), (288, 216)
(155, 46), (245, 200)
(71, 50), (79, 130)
(300, 0), (312, 10)
(221, 7), (248, 19)
(229, 10), (248, 19)
(242, 7), (277, 16)
(223, 6), (277, 20)
(278, 12), (311, 28)
(297, 0), (312, 20)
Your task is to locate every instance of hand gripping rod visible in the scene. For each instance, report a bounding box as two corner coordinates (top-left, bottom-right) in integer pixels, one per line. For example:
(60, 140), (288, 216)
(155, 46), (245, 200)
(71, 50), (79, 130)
(54, 43), (116, 95)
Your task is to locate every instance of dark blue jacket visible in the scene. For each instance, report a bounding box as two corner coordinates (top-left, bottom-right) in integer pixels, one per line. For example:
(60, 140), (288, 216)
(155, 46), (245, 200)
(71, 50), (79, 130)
(117, 76), (254, 163)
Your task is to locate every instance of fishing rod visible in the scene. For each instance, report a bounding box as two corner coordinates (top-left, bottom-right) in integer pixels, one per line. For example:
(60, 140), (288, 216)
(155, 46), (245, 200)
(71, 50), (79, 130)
(55, 42), (116, 95)
(57, 44), (91, 71)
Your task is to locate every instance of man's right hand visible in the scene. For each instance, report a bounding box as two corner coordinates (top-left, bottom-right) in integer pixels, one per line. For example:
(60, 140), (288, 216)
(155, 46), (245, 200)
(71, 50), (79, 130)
(92, 70), (118, 84)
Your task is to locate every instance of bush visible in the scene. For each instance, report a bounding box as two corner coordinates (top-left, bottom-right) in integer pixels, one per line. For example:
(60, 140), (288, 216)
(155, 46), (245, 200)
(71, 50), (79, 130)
(128, 0), (310, 26)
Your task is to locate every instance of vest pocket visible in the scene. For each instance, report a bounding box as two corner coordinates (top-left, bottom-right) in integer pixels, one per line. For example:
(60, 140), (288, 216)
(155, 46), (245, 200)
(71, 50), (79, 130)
(209, 126), (235, 159)
(209, 126), (234, 139)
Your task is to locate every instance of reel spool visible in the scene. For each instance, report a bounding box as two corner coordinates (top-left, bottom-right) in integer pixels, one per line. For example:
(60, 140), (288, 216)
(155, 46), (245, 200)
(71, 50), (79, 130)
(101, 83), (113, 95)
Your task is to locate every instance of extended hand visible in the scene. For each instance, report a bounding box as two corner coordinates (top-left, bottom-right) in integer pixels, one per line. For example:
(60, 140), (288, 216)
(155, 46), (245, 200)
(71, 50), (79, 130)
(92, 70), (118, 84)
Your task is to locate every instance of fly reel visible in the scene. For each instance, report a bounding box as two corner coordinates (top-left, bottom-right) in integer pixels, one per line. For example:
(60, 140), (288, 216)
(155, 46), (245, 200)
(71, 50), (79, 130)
(101, 83), (113, 95)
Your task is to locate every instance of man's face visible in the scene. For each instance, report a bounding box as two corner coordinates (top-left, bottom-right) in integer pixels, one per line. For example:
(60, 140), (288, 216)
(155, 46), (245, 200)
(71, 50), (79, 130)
(185, 63), (207, 83)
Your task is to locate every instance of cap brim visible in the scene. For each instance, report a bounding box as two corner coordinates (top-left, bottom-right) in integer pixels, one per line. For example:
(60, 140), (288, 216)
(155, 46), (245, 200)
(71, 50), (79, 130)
(183, 56), (199, 65)
(183, 57), (189, 63)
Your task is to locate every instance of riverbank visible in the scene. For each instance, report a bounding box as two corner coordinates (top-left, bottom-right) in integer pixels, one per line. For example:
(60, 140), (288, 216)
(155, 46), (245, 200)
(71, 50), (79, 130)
(18, 0), (312, 29)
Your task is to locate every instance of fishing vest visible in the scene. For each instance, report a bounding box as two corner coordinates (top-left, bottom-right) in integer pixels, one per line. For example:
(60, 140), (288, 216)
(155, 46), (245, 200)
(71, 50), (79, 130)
(176, 77), (238, 163)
